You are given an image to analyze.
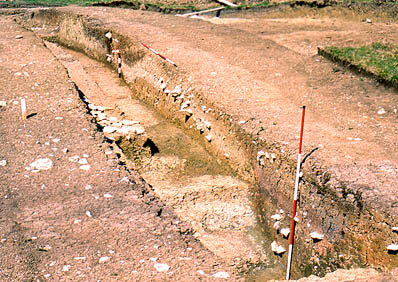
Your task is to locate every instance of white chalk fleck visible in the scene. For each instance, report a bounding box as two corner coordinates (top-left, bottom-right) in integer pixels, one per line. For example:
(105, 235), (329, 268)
(154, 263), (170, 272)
(62, 265), (71, 272)
(99, 256), (110, 263)
(85, 211), (92, 218)
(213, 271), (230, 278)
(78, 158), (88, 165)
(74, 256), (86, 260)
(0, 160), (7, 167)
(68, 155), (80, 162)
(377, 108), (387, 115)
(271, 214), (282, 221)
(79, 164), (91, 171)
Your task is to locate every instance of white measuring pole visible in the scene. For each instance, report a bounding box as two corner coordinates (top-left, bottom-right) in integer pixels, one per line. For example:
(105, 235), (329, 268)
(286, 105), (306, 280)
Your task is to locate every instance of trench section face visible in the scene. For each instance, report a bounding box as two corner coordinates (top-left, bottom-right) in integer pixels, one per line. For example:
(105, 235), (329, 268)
(42, 37), (272, 273)
(19, 8), (398, 279)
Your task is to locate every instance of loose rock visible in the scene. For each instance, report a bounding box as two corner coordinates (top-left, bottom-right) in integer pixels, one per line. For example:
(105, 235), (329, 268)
(281, 228), (290, 238)
(103, 126), (118, 134)
(105, 32), (112, 39)
(387, 244), (398, 252)
(29, 158), (53, 171)
(0, 160), (6, 167)
(310, 231), (324, 241)
(271, 241), (286, 254)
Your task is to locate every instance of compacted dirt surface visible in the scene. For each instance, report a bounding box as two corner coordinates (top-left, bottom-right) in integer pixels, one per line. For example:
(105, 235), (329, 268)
(1, 2), (398, 282)
(0, 15), (239, 281)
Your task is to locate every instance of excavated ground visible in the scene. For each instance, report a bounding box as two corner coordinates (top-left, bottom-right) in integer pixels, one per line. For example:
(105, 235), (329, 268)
(1, 2), (398, 281)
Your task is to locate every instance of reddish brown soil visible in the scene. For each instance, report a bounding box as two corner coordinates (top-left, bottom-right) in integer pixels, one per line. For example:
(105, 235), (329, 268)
(0, 15), (239, 281)
(1, 2), (398, 281)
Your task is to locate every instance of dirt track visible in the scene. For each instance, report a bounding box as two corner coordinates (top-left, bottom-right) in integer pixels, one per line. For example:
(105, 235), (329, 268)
(1, 2), (398, 281)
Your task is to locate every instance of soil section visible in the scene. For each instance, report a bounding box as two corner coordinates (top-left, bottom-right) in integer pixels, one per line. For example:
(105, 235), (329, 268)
(44, 41), (270, 272)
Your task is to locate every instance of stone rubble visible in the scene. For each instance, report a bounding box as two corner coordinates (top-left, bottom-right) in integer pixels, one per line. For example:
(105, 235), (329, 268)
(79, 94), (150, 155)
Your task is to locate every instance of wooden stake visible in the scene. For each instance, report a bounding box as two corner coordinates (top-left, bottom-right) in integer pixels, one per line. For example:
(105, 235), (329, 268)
(21, 98), (27, 120)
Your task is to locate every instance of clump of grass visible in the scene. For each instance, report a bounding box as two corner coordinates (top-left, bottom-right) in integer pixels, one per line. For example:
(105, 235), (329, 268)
(234, 1), (269, 9)
(14, 0), (112, 7)
(324, 42), (398, 85)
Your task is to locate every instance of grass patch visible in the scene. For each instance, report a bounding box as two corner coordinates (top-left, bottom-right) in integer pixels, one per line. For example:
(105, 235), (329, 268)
(322, 42), (398, 86)
(13, 0), (112, 6)
(234, 1), (270, 9)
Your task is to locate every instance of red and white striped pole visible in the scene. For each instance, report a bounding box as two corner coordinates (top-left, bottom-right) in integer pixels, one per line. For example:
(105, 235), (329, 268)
(141, 43), (177, 68)
(286, 105), (306, 280)
(117, 52), (122, 78)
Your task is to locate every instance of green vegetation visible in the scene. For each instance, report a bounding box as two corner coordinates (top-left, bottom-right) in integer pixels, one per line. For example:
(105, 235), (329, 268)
(234, 1), (269, 9)
(324, 43), (398, 85)
(13, 0), (271, 10)
(14, 0), (110, 6)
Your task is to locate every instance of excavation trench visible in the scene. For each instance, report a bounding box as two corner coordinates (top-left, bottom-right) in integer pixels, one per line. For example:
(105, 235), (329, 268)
(18, 8), (398, 280)
(42, 41), (275, 277)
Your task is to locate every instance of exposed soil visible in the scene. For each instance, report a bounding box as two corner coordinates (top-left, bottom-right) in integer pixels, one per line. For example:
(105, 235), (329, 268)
(1, 1), (398, 281)
(44, 41), (268, 272)
(0, 15), (239, 281)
